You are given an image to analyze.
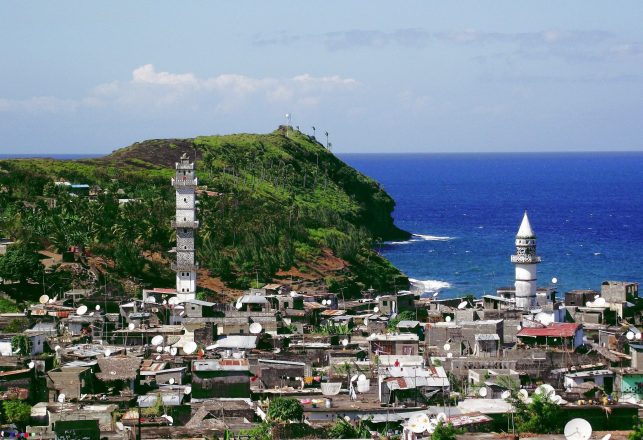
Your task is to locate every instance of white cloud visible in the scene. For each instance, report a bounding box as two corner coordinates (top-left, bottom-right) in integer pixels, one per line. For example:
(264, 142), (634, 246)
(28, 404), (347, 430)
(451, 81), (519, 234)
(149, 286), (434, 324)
(0, 65), (360, 114)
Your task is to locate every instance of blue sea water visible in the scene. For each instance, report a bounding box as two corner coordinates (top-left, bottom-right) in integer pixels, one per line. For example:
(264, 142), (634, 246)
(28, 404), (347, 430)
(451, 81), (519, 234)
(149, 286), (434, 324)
(340, 152), (643, 299)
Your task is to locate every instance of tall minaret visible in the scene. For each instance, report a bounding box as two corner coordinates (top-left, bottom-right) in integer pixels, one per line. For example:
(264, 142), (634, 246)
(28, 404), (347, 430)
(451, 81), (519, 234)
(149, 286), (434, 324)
(511, 211), (541, 310)
(171, 153), (199, 301)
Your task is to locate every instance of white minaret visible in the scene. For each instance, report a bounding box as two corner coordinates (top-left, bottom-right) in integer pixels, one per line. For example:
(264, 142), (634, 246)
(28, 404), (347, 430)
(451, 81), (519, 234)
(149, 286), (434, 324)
(171, 153), (199, 301)
(511, 211), (541, 310)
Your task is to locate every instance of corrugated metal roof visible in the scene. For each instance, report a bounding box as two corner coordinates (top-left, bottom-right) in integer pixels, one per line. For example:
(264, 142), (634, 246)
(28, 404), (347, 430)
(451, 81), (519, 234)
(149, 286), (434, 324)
(517, 323), (580, 338)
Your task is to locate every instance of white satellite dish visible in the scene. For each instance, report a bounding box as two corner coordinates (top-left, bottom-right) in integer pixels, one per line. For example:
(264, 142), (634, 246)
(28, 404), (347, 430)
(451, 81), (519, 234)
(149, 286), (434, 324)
(457, 301), (468, 310)
(76, 305), (88, 316)
(162, 415), (173, 425)
(626, 331), (635, 340)
(104, 350), (112, 357)
(169, 377), (175, 385)
(478, 387), (488, 397)
(564, 418), (592, 440)
(594, 297), (606, 307)
(321, 299), (327, 305)
(356, 379), (370, 393)
(445, 316), (452, 322)
(151, 335), (164, 346)
(249, 322), (263, 334)
(373, 306), (379, 313)
(535, 384), (555, 396)
(552, 277), (558, 284)
(57, 393), (66, 403)
(235, 302), (243, 310)
(55, 345), (61, 352)
(155, 355), (161, 360)
(39, 294), (49, 304)
(517, 324), (522, 330)
(184, 386), (192, 395)
(128, 323), (135, 330)
(408, 414), (428, 434)
(436, 412), (448, 423)
(89, 312), (94, 316)
(342, 338), (349, 347)
(433, 292), (439, 297)
(320, 382), (342, 396)
(364, 318), (369, 326)
(447, 352), (453, 358)
(358, 374), (367, 381)
(156, 346), (163, 353)
(443, 343), (451, 351)
(168, 297), (180, 306)
(183, 341), (198, 355)
(518, 389), (529, 401)
(146, 296), (157, 304)
(501, 390), (511, 399)
(95, 305), (101, 311)
(162, 300), (167, 305)
(170, 347), (178, 356)
(28, 361), (35, 369)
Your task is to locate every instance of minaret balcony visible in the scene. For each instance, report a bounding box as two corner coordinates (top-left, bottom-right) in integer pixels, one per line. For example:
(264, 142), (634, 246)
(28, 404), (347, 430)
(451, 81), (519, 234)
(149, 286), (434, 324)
(171, 220), (199, 229)
(511, 255), (541, 264)
(171, 262), (199, 271)
(172, 177), (198, 187)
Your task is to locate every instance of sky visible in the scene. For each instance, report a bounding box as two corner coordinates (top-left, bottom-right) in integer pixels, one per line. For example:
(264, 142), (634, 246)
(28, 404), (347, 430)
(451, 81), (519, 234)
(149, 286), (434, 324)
(1, 1), (643, 154)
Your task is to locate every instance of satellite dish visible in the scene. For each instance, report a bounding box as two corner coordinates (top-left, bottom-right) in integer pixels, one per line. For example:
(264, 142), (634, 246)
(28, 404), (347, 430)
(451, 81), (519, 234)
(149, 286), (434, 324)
(76, 305), (88, 316)
(156, 346), (163, 353)
(364, 318), (369, 326)
(146, 296), (156, 304)
(13, 347), (20, 354)
(320, 382), (342, 396)
(170, 347), (178, 356)
(564, 418), (592, 440)
(151, 335), (164, 346)
(518, 389), (529, 401)
(342, 338), (349, 347)
(162, 299), (167, 305)
(168, 297), (180, 306)
(626, 331), (635, 340)
(552, 277), (558, 284)
(169, 377), (175, 385)
(235, 302), (243, 310)
(373, 306), (379, 313)
(356, 379), (370, 393)
(445, 316), (452, 322)
(479, 387), (487, 397)
(408, 414), (428, 434)
(436, 412), (448, 423)
(184, 386), (192, 395)
(162, 415), (173, 425)
(55, 345), (61, 352)
(535, 384), (555, 396)
(249, 322), (263, 334)
(28, 361), (35, 369)
(458, 301), (468, 310)
(128, 323), (135, 330)
(39, 294), (49, 304)
(594, 297), (606, 307)
(95, 305), (101, 311)
(57, 393), (66, 403)
(517, 324), (522, 330)
(155, 355), (161, 360)
(447, 352), (453, 358)
(433, 292), (439, 298)
(358, 374), (366, 382)
(443, 343), (451, 351)
(183, 341), (198, 355)
(501, 390), (511, 399)
(116, 422), (124, 431)
(104, 350), (112, 357)
(89, 312), (94, 316)
(350, 374), (359, 382)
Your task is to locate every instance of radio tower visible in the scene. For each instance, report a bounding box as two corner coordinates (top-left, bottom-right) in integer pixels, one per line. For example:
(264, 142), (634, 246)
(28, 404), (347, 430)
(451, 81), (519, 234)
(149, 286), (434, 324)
(171, 153), (199, 301)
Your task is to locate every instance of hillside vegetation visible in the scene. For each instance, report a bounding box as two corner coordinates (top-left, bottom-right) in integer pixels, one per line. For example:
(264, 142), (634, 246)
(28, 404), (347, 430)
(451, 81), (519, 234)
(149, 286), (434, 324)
(0, 127), (409, 299)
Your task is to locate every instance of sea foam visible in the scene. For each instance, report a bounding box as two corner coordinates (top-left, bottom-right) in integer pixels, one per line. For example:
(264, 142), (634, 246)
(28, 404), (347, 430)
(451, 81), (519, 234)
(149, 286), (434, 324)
(386, 233), (454, 245)
(409, 278), (452, 293)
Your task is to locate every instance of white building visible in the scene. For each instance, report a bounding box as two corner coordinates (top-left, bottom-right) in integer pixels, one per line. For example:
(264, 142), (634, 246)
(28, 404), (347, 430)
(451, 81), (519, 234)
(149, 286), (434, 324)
(511, 212), (541, 310)
(171, 153), (199, 301)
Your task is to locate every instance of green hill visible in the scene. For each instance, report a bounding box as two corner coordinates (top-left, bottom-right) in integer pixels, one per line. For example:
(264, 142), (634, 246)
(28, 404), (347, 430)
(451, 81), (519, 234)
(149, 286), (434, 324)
(0, 127), (409, 299)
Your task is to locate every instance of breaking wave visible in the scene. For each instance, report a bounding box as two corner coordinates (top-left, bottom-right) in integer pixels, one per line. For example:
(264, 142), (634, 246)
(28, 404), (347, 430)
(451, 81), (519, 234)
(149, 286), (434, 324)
(409, 278), (452, 293)
(386, 233), (455, 245)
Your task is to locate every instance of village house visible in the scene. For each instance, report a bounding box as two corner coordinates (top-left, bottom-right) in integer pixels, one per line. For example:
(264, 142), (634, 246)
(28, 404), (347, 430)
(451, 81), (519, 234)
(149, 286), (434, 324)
(192, 358), (251, 399)
(368, 333), (419, 359)
(378, 364), (449, 405)
(46, 366), (95, 401)
(517, 322), (584, 350)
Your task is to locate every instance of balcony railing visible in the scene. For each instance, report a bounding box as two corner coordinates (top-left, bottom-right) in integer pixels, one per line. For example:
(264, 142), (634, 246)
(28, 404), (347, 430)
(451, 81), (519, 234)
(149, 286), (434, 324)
(171, 220), (199, 229)
(171, 177), (198, 187)
(511, 255), (542, 264)
(171, 262), (199, 271)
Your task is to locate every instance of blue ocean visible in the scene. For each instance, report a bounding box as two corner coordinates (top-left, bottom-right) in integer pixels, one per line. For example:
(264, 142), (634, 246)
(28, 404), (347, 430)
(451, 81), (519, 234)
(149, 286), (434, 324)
(340, 153), (643, 299)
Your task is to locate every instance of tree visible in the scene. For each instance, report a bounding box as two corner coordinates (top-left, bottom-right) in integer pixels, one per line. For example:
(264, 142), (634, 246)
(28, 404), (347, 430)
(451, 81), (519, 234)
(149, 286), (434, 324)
(327, 418), (371, 438)
(267, 397), (303, 423)
(508, 391), (564, 434)
(0, 242), (43, 284)
(2, 400), (32, 427)
(629, 416), (643, 440)
(431, 421), (458, 440)
(387, 310), (416, 331)
(11, 335), (30, 356)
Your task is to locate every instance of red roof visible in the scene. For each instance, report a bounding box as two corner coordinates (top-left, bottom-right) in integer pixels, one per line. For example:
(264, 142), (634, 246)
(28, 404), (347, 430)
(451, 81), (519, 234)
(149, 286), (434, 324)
(517, 323), (581, 338)
(150, 288), (177, 294)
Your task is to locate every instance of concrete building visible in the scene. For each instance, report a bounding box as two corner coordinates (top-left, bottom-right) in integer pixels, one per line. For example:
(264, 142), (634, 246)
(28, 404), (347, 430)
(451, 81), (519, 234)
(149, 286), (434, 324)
(192, 358), (251, 398)
(564, 369), (615, 393)
(368, 333), (419, 359)
(172, 153), (199, 301)
(517, 322), (584, 350)
(377, 293), (415, 316)
(511, 212), (541, 310)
